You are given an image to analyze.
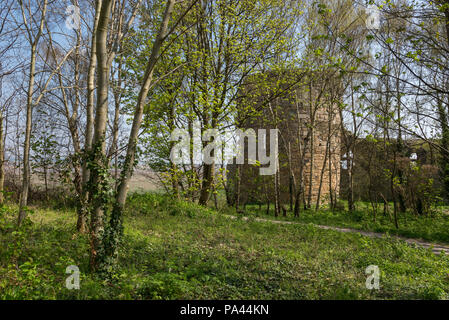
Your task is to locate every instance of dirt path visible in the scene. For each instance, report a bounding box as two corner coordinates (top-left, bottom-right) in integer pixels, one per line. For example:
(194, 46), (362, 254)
(224, 215), (449, 255)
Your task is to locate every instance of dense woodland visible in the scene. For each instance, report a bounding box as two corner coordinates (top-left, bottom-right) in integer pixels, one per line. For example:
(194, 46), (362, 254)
(2, 0), (449, 300)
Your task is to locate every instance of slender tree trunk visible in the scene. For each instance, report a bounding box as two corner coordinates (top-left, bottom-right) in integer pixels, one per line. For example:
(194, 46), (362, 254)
(347, 78), (356, 213)
(188, 117), (195, 201)
(79, 0), (101, 234)
(0, 111), (4, 205)
(274, 169), (280, 217)
(17, 0), (51, 225)
(18, 43), (38, 226)
(440, 3), (449, 201)
(294, 127), (306, 216)
(396, 77), (406, 213)
(44, 166), (48, 200)
(307, 83), (314, 209)
(199, 163), (214, 205)
(235, 165), (241, 211)
(199, 114), (216, 206)
(348, 152), (355, 213)
(110, 87), (121, 188)
(213, 186), (218, 209)
(199, 110), (219, 206)
(168, 101), (180, 199)
(289, 174), (293, 211)
(55, 23), (86, 232)
(437, 102), (449, 200)
(286, 142), (296, 211)
(89, 0), (114, 271)
(315, 138), (329, 211)
(328, 137), (336, 211)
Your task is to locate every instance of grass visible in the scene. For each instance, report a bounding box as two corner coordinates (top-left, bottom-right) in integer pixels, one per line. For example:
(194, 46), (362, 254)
(1, 193), (449, 299)
(230, 202), (449, 244)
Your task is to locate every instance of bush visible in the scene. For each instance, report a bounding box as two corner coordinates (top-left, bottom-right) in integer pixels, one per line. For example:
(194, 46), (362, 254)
(137, 273), (190, 299)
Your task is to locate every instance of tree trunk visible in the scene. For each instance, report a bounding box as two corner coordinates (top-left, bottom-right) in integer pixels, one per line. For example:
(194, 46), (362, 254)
(348, 152), (355, 213)
(0, 111), (4, 205)
(307, 83), (314, 209)
(168, 101), (180, 199)
(328, 139), (335, 211)
(315, 139), (329, 211)
(235, 165), (241, 211)
(110, 83), (121, 188)
(289, 175), (293, 211)
(18, 42), (38, 226)
(78, 0), (101, 234)
(437, 102), (449, 201)
(89, 0), (114, 271)
(274, 171), (280, 217)
(199, 163), (214, 205)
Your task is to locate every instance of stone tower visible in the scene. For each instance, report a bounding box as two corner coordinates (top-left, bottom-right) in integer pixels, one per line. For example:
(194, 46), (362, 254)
(227, 71), (341, 208)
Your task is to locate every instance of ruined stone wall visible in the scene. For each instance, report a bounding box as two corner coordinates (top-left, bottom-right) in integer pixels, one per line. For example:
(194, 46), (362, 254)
(227, 72), (341, 207)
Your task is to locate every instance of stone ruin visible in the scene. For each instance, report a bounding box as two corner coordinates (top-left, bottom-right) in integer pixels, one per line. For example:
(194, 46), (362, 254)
(226, 71), (342, 208)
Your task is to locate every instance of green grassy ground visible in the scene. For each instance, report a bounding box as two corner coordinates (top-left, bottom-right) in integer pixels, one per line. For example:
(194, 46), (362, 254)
(232, 202), (449, 244)
(1, 193), (449, 299)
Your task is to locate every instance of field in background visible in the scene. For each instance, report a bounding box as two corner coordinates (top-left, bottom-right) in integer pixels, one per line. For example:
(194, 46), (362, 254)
(126, 169), (162, 192)
(6, 167), (163, 194)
